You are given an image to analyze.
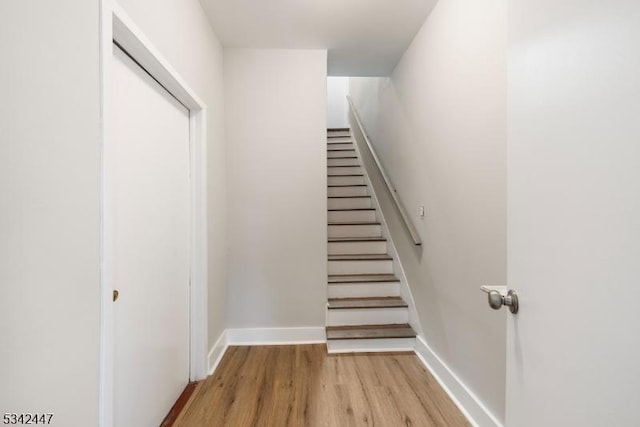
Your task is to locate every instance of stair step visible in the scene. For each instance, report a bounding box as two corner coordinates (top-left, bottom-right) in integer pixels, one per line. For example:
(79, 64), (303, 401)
(328, 176), (365, 186)
(326, 337), (416, 353)
(328, 255), (393, 275)
(328, 197), (372, 210)
(327, 149), (355, 157)
(328, 221), (381, 225)
(328, 297), (407, 309)
(328, 274), (399, 283)
(328, 166), (361, 175)
(328, 184), (367, 188)
(326, 306), (408, 326)
(328, 222), (381, 238)
(328, 208), (376, 222)
(327, 128), (350, 131)
(328, 280), (400, 298)
(327, 156), (360, 166)
(328, 158), (360, 167)
(328, 236), (385, 241)
(326, 324), (416, 340)
(328, 185), (367, 197)
(328, 237), (387, 255)
(328, 254), (392, 261)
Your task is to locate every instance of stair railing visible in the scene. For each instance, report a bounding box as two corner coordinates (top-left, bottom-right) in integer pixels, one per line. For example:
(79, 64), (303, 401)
(346, 96), (422, 246)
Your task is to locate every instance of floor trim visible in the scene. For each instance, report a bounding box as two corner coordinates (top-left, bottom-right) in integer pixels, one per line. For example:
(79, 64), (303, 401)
(208, 327), (327, 374)
(207, 330), (228, 375)
(413, 336), (503, 427)
(226, 327), (326, 346)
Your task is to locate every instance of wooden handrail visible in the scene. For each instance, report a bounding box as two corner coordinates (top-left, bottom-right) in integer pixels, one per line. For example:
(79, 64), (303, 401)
(346, 96), (422, 246)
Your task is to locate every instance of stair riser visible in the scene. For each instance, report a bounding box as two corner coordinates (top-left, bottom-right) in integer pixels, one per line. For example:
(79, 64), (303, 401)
(328, 260), (393, 275)
(327, 138), (353, 144)
(327, 210), (376, 222)
(327, 132), (350, 138)
(328, 198), (372, 209)
(328, 224), (381, 238)
(328, 166), (361, 175)
(328, 282), (400, 298)
(327, 158), (360, 167)
(328, 240), (387, 255)
(328, 175), (365, 186)
(327, 144), (354, 152)
(326, 307), (409, 326)
(326, 337), (416, 353)
(328, 186), (368, 197)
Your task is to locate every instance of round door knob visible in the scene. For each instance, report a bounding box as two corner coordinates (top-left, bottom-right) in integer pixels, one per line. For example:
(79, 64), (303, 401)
(488, 290), (503, 310)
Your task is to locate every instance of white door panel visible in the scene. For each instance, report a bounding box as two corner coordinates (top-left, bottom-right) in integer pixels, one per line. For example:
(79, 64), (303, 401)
(106, 44), (190, 427)
(507, 1), (640, 425)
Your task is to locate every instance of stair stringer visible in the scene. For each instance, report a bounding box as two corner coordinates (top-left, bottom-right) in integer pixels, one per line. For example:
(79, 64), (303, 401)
(348, 130), (424, 340)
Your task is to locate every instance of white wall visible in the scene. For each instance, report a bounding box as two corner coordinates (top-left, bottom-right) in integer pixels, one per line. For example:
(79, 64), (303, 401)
(327, 77), (349, 128)
(0, 1), (226, 425)
(506, 0), (640, 425)
(348, 0), (507, 422)
(225, 49), (328, 329)
(0, 2), (101, 425)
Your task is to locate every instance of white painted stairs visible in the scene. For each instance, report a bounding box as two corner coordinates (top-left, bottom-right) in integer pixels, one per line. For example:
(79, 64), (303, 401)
(326, 128), (416, 353)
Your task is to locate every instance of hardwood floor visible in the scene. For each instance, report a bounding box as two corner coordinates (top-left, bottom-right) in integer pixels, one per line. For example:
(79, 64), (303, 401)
(175, 345), (470, 427)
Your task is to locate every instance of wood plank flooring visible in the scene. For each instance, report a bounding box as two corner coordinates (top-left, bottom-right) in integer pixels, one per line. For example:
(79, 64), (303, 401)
(175, 345), (470, 427)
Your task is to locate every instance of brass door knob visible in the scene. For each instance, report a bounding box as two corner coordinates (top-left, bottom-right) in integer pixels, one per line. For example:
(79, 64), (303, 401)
(113, 289), (120, 302)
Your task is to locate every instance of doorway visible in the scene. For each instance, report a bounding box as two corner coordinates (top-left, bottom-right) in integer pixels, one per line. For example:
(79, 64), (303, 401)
(106, 42), (190, 426)
(99, 4), (208, 427)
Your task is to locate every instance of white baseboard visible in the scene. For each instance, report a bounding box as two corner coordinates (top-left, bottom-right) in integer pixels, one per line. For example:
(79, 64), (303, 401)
(207, 330), (229, 375)
(226, 327), (326, 346)
(207, 327), (325, 374)
(414, 336), (503, 427)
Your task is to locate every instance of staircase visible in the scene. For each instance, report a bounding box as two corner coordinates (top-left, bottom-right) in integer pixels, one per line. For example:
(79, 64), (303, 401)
(326, 128), (417, 353)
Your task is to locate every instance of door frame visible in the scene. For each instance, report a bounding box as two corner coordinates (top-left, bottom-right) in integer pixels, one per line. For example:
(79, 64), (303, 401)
(98, 2), (208, 426)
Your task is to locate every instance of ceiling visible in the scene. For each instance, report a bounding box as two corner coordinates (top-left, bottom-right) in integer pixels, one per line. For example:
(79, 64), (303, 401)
(199, 0), (438, 76)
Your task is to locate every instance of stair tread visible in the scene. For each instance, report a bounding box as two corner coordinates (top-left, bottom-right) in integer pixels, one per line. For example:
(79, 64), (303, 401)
(328, 208), (375, 211)
(327, 148), (355, 151)
(327, 174), (364, 177)
(326, 324), (416, 340)
(329, 254), (392, 261)
(328, 236), (386, 241)
(328, 297), (408, 309)
(328, 184), (367, 187)
(327, 156), (358, 159)
(327, 128), (350, 131)
(328, 165), (361, 168)
(328, 274), (399, 283)
(328, 195), (371, 199)
(328, 221), (380, 225)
